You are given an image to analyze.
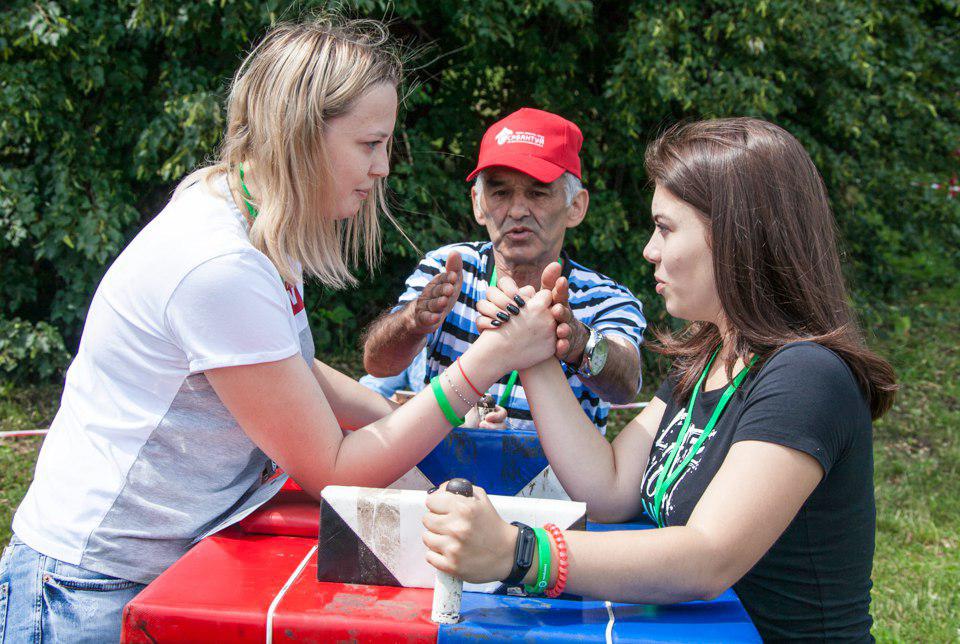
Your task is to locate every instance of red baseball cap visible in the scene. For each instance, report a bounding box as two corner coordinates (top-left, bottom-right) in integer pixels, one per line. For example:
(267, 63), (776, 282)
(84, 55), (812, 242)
(466, 108), (583, 183)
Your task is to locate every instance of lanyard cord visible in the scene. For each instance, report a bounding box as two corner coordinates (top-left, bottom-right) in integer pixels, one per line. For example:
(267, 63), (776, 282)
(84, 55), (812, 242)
(488, 257), (562, 407)
(238, 165), (290, 291)
(239, 164), (258, 221)
(489, 265), (519, 407)
(646, 347), (757, 527)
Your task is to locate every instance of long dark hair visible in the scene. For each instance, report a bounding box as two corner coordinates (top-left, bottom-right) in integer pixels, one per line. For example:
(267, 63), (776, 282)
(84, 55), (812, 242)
(645, 118), (897, 419)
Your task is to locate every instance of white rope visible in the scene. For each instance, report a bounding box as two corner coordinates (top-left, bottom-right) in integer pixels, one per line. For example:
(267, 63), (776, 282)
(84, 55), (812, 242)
(604, 600), (615, 644)
(0, 429), (48, 438)
(609, 402), (648, 411)
(265, 544), (317, 644)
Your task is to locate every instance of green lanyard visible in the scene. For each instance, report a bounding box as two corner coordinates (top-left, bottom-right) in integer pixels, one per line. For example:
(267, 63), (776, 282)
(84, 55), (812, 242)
(489, 265), (519, 407)
(488, 258), (561, 407)
(646, 347), (757, 528)
(239, 165), (288, 290)
(239, 164), (258, 220)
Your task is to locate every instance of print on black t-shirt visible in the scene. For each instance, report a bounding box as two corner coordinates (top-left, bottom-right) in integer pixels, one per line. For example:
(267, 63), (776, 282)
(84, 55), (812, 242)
(641, 384), (740, 528)
(641, 406), (716, 524)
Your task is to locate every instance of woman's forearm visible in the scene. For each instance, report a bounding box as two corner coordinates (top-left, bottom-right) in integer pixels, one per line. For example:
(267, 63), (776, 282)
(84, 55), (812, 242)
(559, 527), (724, 604)
(519, 359), (631, 517)
(324, 335), (510, 489)
(311, 359), (399, 429)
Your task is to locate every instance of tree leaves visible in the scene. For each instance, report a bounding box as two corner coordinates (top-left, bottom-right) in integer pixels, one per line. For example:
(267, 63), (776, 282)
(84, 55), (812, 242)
(0, 0), (957, 381)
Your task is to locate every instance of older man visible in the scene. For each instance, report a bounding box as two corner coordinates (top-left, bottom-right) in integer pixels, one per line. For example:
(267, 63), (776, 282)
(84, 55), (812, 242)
(361, 108), (645, 433)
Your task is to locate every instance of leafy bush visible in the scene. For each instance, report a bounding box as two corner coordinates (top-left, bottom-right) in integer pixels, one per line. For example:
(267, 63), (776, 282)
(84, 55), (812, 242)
(0, 318), (69, 384)
(1, 0), (958, 381)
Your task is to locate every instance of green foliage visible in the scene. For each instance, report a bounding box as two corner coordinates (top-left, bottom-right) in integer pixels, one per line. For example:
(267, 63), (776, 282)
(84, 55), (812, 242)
(0, 318), (69, 383)
(1, 0), (958, 381)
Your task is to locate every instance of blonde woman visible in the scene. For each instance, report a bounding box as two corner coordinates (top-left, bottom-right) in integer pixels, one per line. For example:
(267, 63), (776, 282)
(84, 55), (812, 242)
(1, 18), (556, 641)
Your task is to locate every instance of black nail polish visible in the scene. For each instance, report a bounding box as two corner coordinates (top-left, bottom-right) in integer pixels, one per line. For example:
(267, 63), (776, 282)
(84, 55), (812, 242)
(496, 312), (510, 322)
(513, 295), (526, 308)
(427, 485), (439, 494)
(506, 304), (520, 315)
(491, 319), (502, 327)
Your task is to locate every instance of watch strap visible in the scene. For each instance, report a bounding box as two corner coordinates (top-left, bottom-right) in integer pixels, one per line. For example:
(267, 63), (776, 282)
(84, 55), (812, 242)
(578, 325), (599, 376)
(504, 522), (536, 586)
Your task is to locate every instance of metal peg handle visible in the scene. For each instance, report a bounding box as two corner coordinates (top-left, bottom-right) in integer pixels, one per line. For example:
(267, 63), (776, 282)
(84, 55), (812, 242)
(431, 478), (474, 624)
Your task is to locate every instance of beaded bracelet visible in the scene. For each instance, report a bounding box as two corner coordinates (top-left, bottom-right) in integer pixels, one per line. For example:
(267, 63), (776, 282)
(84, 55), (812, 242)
(442, 371), (473, 407)
(524, 527), (551, 595)
(430, 376), (464, 427)
(543, 523), (569, 598)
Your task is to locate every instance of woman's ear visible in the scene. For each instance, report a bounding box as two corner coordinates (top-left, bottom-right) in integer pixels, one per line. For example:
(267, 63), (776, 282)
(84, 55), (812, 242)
(565, 189), (589, 229)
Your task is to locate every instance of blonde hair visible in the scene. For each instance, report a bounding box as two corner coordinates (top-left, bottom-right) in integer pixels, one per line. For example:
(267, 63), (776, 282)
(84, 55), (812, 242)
(187, 17), (401, 288)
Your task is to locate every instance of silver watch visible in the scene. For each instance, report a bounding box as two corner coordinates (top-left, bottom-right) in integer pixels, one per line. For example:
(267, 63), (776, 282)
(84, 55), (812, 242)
(577, 326), (609, 378)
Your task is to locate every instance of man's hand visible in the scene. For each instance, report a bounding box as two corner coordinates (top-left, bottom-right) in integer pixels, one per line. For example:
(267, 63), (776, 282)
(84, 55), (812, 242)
(540, 262), (589, 366)
(463, 404), (508, 429)
(406, 252), (463, 335)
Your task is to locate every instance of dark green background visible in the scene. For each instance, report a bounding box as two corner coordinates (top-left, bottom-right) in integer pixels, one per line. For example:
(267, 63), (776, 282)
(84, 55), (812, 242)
(2, 0), (958, 382)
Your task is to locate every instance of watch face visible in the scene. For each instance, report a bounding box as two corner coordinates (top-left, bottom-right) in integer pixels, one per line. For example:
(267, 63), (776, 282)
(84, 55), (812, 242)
(591, 336), (609, 374)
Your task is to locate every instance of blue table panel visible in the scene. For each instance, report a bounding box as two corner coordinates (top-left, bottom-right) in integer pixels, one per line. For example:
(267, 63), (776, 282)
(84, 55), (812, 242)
(440, 591), (760, 643)
(418, 426), (549, 496)
(438, 519), (760, 642)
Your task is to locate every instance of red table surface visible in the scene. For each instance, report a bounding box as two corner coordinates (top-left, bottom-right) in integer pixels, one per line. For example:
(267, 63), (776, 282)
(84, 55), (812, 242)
(122, 530), (439, 643)
(122, 488), (438, 643)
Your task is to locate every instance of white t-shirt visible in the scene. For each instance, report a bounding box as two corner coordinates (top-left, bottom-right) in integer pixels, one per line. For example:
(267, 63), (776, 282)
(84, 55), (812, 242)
(13, 175), (314, 584)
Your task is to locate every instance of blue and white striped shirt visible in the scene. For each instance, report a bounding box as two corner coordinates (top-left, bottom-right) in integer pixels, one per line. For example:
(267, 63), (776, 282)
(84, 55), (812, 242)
(391, 241), (646, 434)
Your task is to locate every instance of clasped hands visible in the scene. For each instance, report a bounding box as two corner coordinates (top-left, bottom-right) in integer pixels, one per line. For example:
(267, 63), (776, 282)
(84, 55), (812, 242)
(422, 263), (575, 581)
(476, 261), (584, 372)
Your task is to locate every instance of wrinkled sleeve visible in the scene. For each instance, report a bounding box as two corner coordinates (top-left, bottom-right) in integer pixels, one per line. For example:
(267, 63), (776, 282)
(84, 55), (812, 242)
(164, 251), (300, 373)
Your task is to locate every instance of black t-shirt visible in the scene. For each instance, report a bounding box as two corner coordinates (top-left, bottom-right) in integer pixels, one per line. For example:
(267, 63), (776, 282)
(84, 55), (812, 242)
(641, 342), (875, 642)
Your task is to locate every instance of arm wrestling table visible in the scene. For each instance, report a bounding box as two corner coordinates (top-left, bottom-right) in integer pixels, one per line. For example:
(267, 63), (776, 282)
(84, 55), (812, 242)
(121, 486), (760, 643)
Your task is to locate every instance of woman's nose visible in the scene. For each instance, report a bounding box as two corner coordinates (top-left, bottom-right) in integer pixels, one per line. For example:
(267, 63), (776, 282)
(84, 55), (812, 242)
(642, 234), (660, 264)
(371, 146), (390, 178)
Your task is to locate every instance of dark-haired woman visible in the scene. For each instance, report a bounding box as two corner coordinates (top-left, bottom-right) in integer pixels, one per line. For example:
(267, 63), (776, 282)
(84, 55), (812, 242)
(422, 117), (897, 642)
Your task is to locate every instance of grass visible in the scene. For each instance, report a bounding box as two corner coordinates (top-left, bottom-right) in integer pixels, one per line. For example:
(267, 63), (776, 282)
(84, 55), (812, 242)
(868, 289), (960, 642)
(1, 289), (958, 641)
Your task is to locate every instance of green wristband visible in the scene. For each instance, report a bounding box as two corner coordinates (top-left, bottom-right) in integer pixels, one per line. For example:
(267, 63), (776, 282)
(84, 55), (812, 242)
(525, 527), (551, 595)
(431, 376), (465, 427)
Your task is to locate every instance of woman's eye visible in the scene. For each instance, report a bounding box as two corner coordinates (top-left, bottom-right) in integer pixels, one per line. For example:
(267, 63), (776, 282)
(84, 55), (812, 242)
(365, 141), (380, 150)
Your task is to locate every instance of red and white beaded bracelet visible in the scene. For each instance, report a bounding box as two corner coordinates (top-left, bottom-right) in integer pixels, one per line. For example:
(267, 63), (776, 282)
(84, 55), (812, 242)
(543, 523), (569, 598)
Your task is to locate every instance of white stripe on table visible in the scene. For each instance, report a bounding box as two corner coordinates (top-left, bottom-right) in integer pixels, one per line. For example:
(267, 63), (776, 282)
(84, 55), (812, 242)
(605, 600), (615, 644)
(265, 544), (317, 644)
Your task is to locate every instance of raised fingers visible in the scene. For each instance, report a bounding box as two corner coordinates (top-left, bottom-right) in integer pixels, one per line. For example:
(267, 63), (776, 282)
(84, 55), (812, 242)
(556, 322), (573, 359)
(540, 261), (563, 292)
(445, 251), (463, 279)
(518, 284), (537, 300)
(485, 285), (517, 312)
(476, 313), (500, 331)
(552, 275), (569, 307)
(482, 285), (521, 326)
(495, 274), (520, 298)
(477, 299), (507, 327)
(530, 288), (554, 308)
